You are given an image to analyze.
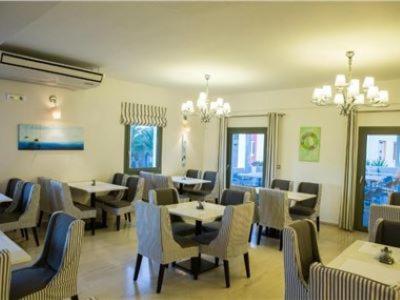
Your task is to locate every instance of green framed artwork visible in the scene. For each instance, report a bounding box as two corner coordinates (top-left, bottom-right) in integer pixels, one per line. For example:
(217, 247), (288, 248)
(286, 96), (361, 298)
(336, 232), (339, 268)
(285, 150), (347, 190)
(299, 127), (321, 162)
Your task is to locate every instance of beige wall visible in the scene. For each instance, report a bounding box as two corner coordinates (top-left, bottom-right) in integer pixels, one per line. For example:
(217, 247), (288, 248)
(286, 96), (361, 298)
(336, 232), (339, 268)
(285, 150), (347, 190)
(0, 77), (205, 189)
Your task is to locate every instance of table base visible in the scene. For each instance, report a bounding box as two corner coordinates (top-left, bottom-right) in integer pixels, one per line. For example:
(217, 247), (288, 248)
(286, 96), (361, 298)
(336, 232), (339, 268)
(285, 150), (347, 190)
(174, 257), (218, 274)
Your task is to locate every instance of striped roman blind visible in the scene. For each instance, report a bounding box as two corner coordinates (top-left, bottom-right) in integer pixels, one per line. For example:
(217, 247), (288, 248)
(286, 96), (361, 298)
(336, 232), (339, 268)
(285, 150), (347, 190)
(120, 102), (167, 127)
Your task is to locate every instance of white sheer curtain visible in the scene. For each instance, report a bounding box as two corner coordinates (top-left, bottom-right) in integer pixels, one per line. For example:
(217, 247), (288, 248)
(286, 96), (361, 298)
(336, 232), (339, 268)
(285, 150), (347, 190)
(217, 117), (228, 198)
(265, 113), (281, 188)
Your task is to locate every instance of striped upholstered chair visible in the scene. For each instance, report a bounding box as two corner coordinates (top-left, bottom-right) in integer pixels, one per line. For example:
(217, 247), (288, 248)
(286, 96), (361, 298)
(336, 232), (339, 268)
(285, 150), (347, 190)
(258, 188), (293, 249)
(134, 200), (199, 293)
(139, 171), (175, 202)
(37, 177), (60, 228)
(0, 179), (24, 214)
(369, 204), (400, 242)
(95, 173), (127, 204)
(186, 171), (219, 203)
(371, 218), (400, 247)
(9, 212), (85, 300)
(309, 263), (400, 300)
(270, 179), (293, 191)
(283, 220), (321, 300)
(390, 192), (400, 206)
(0, 250), (11, 300)
(194, 202), (254, 288)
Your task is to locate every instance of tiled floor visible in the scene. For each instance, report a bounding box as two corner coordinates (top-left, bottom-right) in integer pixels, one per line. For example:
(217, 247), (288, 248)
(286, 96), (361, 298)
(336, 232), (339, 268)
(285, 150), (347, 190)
(8, 221), (367, 300)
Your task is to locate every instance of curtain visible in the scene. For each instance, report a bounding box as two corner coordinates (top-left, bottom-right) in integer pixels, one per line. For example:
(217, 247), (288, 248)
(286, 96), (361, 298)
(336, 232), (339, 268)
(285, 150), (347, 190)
(339, 110), (358, 230)
(265, 113), (281, 188)
(120, 102), (167, 127)
(217, 117), (228, 198)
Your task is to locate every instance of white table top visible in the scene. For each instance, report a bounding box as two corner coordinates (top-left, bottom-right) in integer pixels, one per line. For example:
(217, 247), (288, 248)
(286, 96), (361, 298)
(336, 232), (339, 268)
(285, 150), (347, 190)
(167, 201), (225, 222)
(255, 188), (316, 202)
(172, 176), (211, 185)
(68, 181), (127, 194)
(0, 231), (31, 266)
(0, 193), (13, 203)
(328, 240), (400, 286)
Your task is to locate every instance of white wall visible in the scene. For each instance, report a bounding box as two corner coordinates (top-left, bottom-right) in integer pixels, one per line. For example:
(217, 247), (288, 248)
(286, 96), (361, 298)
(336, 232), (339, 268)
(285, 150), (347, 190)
(201, 78), (400, 224)
(0, 77), (204, 189)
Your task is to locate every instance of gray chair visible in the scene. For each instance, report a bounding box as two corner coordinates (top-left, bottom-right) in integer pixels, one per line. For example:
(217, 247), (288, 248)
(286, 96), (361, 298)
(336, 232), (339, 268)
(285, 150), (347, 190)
(0, 250), (11, 300)
(9, 212), (84, 300)
(289, 182), (322, 231)
(283, 220), (321, 300)
(37, 177), (59, 228)
(368, 204), (400, 242)
(0, 182), (41, 246)
(139, 171), (175, 202)
(371, 218), (400, 247)
(258, 188), (293, 250)
(50, 180), (97, 235)
(98, 176), (144, 231)
(271, 179), (293, 191)
(149, 188), (196, 236)
(309, 262), (400, 300)
(187, 171), (219, 203)
(194, 202), (254, 288)
(134, 200), (199, 293)
(390, 192), (400, 206)
(0, 178), (24, 214)
(96, 173), (127, 204)
(181, 169), (202, 192)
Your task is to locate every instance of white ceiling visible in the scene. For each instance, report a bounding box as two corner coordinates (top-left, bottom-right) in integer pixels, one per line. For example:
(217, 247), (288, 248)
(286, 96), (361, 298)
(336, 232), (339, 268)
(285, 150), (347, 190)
(1, 2), (400, 94)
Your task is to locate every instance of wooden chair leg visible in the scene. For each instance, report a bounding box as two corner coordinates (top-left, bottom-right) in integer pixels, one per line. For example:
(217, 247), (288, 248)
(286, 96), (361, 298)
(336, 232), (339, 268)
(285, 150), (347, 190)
(156, 264), (166, 293)
(90, 218), (95, 236)
(223, 260), (230, 288)
(102, 210), (107, 227)
(128, 213), (132, 222)
(257, 225), (263, 245)
(71, 295), (79, 300)
(133, 254), (143, 281)
(116, 215), (121, 231)
(316, 216), (320, 232)
(37, 210), (44, 228)
(191, 257), (199, 280)
(214, 257), (219, 266)
(244, 252), (250, 278)
(279, 230), (283, 251)
(124, 213), (127, 220)
(31, 227), (39, 246)
(24, 228), (29, 241)
(20, 229), (25, 238)
(248, 224), (253, 243)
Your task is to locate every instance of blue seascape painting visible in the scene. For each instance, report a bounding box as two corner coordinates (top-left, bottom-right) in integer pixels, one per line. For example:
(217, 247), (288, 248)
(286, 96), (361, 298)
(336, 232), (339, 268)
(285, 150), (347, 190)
(18, 124), (84, 150)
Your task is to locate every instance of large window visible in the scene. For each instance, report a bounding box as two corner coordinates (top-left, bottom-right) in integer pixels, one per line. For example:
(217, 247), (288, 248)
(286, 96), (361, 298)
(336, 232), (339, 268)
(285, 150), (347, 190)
(124, 125), (162, 174)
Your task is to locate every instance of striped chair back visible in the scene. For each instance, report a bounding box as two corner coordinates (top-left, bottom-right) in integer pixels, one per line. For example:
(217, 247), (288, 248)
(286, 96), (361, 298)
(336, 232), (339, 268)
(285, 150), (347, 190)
(271, 179), (293, 191)
(5, 178), (22, 199)
(139, 171), (174, 201)
(390, 192), (400, 206)
(369, 204), (400, 242)
(259, 188), (290, 230)
(309, 262), (400, 300)
(0, 250), (11, 300)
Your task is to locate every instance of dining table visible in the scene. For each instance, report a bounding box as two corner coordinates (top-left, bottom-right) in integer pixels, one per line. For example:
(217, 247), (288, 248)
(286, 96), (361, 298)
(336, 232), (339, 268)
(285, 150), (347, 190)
(328, 240), (400, 286)
(167, 201), (225, 273)
(0, 230), (31, 266)
(172, 176), (211, 194)
(0, 193), (13, 204)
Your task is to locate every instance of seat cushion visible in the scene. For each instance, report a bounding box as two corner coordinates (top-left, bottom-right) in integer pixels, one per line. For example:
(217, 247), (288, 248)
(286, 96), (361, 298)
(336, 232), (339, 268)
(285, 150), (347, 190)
(202, 221), (221, 233)
(0, 212), (20, 224)
(102, 200), (131, 208)
(10, 265), (56, 299)
(289, 205), (315, 216)
(193, 231), (219, 245)
(172, 222), (196, 236)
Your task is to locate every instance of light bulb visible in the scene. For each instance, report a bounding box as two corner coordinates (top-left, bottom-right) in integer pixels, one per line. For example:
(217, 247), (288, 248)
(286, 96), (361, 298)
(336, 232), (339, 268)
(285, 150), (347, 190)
(334, 93), (345, 105)
(51, 107), (61, 120)
(335, 74), (346, 87)
(348, 79), (360, 97)
(354, 94), (364, 105)
(362, 77), (375, 89)
(322, 85), (332, 98)
(378, 90), (389, 103)
(367, 86), (379, 99)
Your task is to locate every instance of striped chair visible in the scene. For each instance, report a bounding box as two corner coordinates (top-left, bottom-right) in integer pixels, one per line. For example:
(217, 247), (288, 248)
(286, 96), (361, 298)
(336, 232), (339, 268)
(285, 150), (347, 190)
(390, 192), (400, 206)
(0, 250), (11, 300)
(194, 203), (254, 288)
(270, 179), (293, 191)
(258, 188), (293, 250)
(0, 179), (24, 214)
(309, 262), (400, 300)
(9, 212), (85, 300)
(186, 171), (219, 203)
(139, 171), (174, 202)
(369, 204), (400, 242)
(283, 220), (321, 300)
(37, 177), (59, 228)
(0, 182), (41, 246)
(371, 218), (400, 247)
(134, 200), (199, 293)
(181, 169), (202, 193)
(95, 173), (127, 204)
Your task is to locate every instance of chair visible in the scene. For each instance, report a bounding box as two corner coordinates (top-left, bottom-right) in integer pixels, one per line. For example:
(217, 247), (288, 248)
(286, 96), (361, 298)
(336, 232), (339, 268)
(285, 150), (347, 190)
(368, 204), (400, 242)
(9, 212), (85, 300)
(0, 178), (24, 214)
(271, 179), (293, 191)
(0, 250), (11, 300)
(149, 188), (196, 236)
(96, 173), (127, 203)
(139, 171), (174, 202)
(257, 188), (293, 250)
(309, 262), (400, 300)
(186, 171), (219, 203)
(283, 220), (321, 300)
(134, 200), (199, 293)
(194, 202), (254, 288)
(289, 182), (322, 231)
(99, 176), (144, 231)
(50, 180), (97, 235)
(37, 177), (59, 228)
(0, 182), (41, 246)
(202, 189), (250, 233)
(181, 169), (202, 192)
(371, 218), (400, 247)
(389, 192), (400, 206)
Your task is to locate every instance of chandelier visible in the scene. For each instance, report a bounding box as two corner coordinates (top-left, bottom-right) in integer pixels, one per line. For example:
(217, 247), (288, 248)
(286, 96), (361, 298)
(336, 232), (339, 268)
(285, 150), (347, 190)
(312, 51), (389, 116)
(181, 74), (231, 123)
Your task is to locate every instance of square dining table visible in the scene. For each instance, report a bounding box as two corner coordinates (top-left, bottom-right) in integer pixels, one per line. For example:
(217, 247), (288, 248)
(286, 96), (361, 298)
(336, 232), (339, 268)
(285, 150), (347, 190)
(255, 187), (316, 202)
(171, 176), (211, 194)
(0, 230), (31, 266)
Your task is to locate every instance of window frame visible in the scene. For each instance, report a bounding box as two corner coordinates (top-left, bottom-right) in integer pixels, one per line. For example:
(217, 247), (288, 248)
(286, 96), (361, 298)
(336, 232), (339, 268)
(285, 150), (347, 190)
(124, 125), (163, 175)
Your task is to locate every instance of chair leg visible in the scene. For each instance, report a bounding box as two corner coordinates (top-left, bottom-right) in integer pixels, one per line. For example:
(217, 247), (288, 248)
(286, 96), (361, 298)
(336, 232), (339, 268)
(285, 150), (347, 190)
(223, 260), (230, 288)
(102, 210), (107, 227)
(191, 257), (199, 280)
(248, 224), (253, 243)
(133, 254), (143, 281)
(90, 218), (95, 236)
(116, 215), (121, 231)
(31, 227), (39, 246)
(156, 264), (166, 293)
(128, 213), (132, 222)
(124, 213), (127, 221)
(38, 210), (44, 228)
(71, 295), (79, 300)
(215, 257), (219, 266)
(244, 252), (250, 278)
(257, 225), (263, 245)
(20, 229), (25, 238)
(279, 230), (283, 251)
(316, 216), (320, 232)
(24, 228), (29, 240)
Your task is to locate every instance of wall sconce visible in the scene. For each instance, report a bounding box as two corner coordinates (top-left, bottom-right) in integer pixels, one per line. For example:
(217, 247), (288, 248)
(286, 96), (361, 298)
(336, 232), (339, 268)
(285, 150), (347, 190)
(49, 95), (61, 120)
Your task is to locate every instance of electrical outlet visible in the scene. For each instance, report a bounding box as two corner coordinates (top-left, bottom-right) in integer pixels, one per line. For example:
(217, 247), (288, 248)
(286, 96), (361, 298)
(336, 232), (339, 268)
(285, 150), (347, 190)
(4, 93), (26, 102)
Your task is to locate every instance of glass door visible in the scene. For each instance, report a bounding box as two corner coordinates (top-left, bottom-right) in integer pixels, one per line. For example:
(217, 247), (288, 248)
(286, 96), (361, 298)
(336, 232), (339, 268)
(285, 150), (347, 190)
(226, 127), (267, 188)
(355, 127), (400, 230)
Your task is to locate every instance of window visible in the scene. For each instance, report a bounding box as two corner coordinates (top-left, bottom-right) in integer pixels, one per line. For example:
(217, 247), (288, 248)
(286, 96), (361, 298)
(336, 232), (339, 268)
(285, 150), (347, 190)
(124, 125), (162, 174)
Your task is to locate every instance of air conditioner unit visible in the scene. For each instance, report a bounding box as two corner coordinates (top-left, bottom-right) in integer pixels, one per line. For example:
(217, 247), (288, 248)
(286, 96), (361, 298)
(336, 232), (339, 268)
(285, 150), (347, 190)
(0, 51), (103, 90)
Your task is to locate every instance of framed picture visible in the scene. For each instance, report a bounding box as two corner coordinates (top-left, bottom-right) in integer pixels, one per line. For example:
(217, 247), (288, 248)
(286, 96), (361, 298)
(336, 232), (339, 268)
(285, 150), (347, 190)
(18, 124), (84, 150)
(299, 127), (321, 162)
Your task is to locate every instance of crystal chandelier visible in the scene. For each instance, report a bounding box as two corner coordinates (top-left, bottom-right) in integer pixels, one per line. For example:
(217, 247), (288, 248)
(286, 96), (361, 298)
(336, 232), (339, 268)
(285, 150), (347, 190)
(312, 51), (389, 116)
(181, 74), (231, 123)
